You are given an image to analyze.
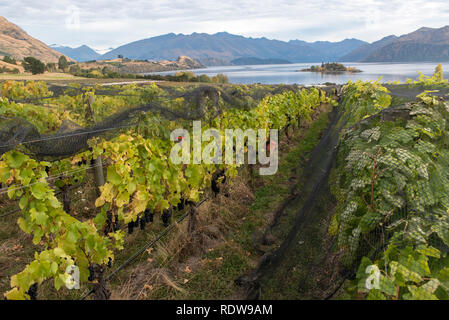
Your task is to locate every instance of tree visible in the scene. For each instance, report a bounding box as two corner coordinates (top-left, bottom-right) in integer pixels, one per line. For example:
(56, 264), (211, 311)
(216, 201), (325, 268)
(198, 74), (211, 83)
(46, 62), (57, 72)
(22, 57), (45, 75)
(174, 71), (196, 82)
(58, 55), (69, 71)
(69, 64), (81, 74)
(433, 64), (444, 82)
(89, 70), (103, 78)
(3, 55), (16, 65)
(211, 74), (229, 84)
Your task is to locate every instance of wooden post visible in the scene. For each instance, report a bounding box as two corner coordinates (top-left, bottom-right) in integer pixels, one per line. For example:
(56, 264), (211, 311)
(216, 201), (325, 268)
(249, 164), (255, 191)
(84, 94), (104, 194)
(62, 185), (71, 213)
(93, 156), (105, 193)
(84, 93), (95, 125)
(284, 124), (291, 140)
(188, 205), (197, 235)
(92, 264), (110, 300)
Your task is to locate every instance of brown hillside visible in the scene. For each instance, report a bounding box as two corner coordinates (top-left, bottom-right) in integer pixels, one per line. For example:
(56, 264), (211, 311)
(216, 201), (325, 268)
(0, 16), (73, 63)
(0, 60), (24, 72)
(77, 56), (204, 74)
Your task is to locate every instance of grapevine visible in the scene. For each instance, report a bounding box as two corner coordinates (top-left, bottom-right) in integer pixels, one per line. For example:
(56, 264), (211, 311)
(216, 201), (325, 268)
(0, 81), (329, 299)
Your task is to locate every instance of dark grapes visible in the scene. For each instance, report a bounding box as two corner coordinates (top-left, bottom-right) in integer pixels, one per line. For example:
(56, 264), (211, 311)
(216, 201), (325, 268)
(88, 266), (94, 281)
(162, 210), (171, 227)
(128, 222), (134, 235)
(211, 179), (220, 196)
(177, 198), (185, 211)
(104, 212), (113, 235)
(113, 220), (120, 232)
(26, 283), (38, 300)
(144, 208), (153, 223)
(211, 169), (226, 196)
(140, 218), (146, 230)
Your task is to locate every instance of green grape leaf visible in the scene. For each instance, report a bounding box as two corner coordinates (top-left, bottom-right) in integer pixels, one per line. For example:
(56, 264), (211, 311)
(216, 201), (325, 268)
(6, 151), (27, 169)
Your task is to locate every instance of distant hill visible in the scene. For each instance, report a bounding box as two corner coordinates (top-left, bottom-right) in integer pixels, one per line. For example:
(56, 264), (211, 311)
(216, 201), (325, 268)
(77, 56), (204, 74)
(50, 45), (101, 62)
(339, 35), (398, 62)
(364, 26), (449, 62)
(0, 16), (72, 63)
(0, 59), (24, 72)
(197, 57), (232, 66)
(295, 39), (368, 61)
(341, 26), (449, 62)
(101, 32), (367, 65)
(231, 57), (292, 65)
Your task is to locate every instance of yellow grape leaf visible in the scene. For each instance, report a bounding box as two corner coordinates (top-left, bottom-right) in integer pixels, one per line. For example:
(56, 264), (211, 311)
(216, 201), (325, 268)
(5, 288), (26, 300)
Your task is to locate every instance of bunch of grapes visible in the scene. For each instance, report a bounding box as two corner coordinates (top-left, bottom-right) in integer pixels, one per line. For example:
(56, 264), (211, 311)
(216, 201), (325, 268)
(127, 209), (155, 235)
(88, 265), (95, 281)
(104, 212), (120, 235)
(26, 283), (38, 300)
(177, 198), (185, 211)
(162, 210), (171, 227)
(144, 208), (154, 223)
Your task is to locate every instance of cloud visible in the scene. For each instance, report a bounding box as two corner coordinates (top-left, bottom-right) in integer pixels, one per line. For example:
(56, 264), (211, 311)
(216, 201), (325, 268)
(2, 0), (449, 50)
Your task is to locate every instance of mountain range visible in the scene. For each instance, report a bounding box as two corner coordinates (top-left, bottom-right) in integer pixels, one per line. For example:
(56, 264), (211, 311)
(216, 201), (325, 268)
(339, 35), (399, 62)
(1, 15), (449, 68)
(362, 26), (449, 62)
(96, 26), (449, 65)
(50, 45), (101, 62)
(99, 32), (366, 65)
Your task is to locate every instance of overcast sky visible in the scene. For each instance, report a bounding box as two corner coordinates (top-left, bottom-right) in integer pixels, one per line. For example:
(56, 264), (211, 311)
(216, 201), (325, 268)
(2, 0), (449, 51)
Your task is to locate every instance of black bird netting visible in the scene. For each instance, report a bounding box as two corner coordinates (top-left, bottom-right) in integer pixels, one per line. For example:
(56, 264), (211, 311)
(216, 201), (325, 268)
(237, 86), (449, 300)
(0, 84), (302, 160)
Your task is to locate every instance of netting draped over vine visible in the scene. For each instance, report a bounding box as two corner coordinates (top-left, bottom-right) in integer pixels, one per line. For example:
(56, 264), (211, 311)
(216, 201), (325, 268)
(331, 84), (449, 300)
(237, 81), (449, 300)
(0, 84), (301, 159)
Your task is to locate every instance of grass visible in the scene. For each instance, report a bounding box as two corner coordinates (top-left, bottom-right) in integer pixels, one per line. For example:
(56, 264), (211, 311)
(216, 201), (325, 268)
(0, 72), (85, 81)
(250, 108), (332, 243)
(259, 187), (341, 300)
(0, 73), (226, 88)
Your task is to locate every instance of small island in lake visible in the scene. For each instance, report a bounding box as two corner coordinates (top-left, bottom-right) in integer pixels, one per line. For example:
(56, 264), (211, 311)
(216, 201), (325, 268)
(299, 62), (362, 73)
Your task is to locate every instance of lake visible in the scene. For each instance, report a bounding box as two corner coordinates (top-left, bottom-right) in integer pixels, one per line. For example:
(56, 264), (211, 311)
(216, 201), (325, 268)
(152, 62), (449, 85)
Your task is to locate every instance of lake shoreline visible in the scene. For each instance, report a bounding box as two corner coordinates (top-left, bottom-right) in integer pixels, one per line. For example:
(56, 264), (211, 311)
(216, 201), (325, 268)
(144, 62), (449, 85)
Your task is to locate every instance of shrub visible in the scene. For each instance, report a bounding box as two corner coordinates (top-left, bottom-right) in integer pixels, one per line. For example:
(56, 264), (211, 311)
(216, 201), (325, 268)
(22, 57), (45, 75)
(3, 55), (16, 65)
(211, 73), (229, 84)
(58, 56), (69, 71)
